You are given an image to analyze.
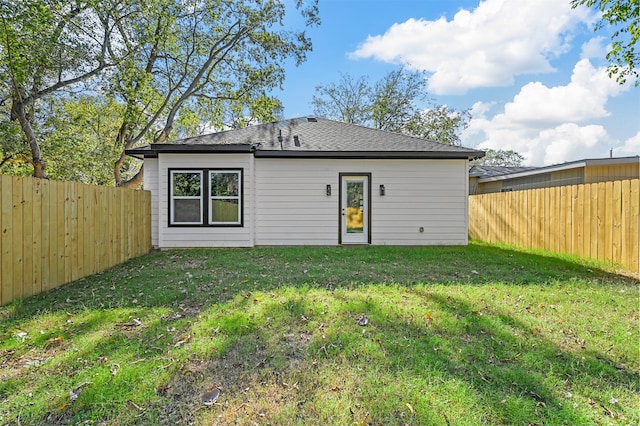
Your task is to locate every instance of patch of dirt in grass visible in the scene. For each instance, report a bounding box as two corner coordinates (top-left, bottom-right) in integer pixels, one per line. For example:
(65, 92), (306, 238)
(158, 331), (316, 424)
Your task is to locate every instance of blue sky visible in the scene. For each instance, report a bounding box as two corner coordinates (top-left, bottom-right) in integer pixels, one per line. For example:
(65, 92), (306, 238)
(272, 0), (639, 166)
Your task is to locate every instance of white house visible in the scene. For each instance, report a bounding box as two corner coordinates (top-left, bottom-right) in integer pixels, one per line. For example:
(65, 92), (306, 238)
(126, 117), (484, 248)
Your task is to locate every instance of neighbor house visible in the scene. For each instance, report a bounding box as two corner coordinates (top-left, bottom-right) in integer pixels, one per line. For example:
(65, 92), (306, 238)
(469, 156), (640, 194)
(127, 117), (484, 248)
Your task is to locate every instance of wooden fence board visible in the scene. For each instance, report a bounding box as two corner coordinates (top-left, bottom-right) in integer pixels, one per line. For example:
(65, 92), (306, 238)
(469, 179), (639, 274)
(1, 176), (12, 305)
(41, 179), (51, 292)
(22, 177), (34, 298)
(12, 177), (24, 300)
(589, 183), (599, 259)
(582, 184), (591, 259)
(603, 182), (614, 263)
(1, 176), (151, 306)
(629, 180), (640, 272)
(574, 185), (584, 258)
(31, 179), (42, 297)
(612, 180), (622, 265)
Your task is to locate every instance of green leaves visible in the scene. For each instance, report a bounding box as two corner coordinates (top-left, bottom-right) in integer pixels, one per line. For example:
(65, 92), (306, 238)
(571, 0), (639, 85)
(471, 149), (525, 167)
(1, 0), (318, 182)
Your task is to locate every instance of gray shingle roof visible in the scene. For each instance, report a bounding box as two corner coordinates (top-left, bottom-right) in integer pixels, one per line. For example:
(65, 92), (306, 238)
(127, 117), (485, 159)
(469, 165), (538, 178)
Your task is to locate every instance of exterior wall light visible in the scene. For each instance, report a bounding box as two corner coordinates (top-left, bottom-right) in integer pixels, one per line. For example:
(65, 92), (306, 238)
(379, 184), (385, 196)
(326, 184), (331, 196)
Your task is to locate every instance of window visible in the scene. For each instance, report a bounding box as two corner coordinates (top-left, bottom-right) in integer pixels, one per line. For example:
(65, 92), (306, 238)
(170, 169), (243, 226)
(209, 171), (240, 224)
(171, 171), (203, 224)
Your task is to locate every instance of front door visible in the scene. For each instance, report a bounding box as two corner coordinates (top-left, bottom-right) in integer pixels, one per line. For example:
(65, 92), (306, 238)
(340, 174), (370, 244)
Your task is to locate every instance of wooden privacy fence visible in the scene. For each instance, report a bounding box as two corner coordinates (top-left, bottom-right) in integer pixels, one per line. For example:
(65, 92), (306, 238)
(1, 175), (152, 306)
(469, 179), (639, 274)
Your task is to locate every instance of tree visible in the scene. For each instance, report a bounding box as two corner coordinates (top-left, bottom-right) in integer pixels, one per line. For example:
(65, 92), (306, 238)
(571, 0), (639, 85)
(106, 0), (319, 187)
(403, 105), (471, 146)
(312, 69), (470, 145)
(312, 74), (372, 125)
(471, 149), (525, 167)
(371, 69), (426, 132)
(0, 0), (121, 178)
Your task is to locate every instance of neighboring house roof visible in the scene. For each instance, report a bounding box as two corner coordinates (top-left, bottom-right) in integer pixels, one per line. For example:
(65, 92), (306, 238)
(127, 117), (485, 160)
(469, 165), (538, 179)
(476, 156), (640, 183)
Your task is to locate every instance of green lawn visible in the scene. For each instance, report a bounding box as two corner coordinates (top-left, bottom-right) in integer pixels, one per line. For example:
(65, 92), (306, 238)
(1, 242), (638, 425)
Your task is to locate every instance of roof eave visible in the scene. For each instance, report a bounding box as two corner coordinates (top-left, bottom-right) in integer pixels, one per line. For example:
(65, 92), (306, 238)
(254, 150), (483, 160)
(126, 146), (484, 160)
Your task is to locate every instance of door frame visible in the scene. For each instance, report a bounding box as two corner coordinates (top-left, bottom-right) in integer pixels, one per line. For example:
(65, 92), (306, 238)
(339, 173), (372, 244)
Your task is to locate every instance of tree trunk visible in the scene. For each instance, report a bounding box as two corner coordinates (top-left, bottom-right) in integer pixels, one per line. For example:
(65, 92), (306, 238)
(121, 165), (144, 188)
(114, 148), (144, 188)
(11, 99), (47, 179)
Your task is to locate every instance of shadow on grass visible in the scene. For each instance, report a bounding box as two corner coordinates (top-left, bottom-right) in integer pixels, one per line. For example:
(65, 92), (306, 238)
(0, 244), (637, 424)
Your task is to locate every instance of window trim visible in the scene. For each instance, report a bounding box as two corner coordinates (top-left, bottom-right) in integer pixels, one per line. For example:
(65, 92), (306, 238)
(169, 168), (244, 227)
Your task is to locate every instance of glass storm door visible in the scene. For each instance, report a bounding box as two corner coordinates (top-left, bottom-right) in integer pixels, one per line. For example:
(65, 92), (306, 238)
(340, 175), (369, 244)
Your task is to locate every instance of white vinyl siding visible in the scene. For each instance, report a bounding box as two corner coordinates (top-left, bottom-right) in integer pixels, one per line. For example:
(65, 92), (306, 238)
(254, 158), (469, 246)
(157, 154), (253, 247)
(372, 161), (469, 245)
(148, 154), (469, 247)
(144, 158), (159, 247)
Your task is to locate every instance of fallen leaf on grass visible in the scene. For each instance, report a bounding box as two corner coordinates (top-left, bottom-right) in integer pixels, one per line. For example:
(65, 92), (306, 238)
(46, 336), (64, 347)
(201, 388), (220, 406)
(174, 335), (192, 347)
(69, 382), (92, 401)
(116, 318), (142, 329)
(357, 315), (369, 326)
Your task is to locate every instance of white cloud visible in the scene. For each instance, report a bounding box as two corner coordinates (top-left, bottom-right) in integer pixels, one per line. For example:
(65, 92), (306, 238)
(504, 59), (627, 124)
(618, 131), (640, 156)
(462, 59), (632, 166)
(469, 101), (495, 120)
(580, 36), (608, 59)
(350, 0), (596, 94)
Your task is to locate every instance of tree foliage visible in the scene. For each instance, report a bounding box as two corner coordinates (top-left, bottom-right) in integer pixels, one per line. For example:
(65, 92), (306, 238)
(0, 0), (121, 178)
(39, 96), (133, 185)
(313, 69), (470, 145)
(471, 149), (525, 167)
(371, 70), (427, 132)
(106, 0), (319, 187)
(403, 105), (471, 146)
(572, 0), (639, 85)
(0, 0), (318, 184)
(312, 74), (372, 125)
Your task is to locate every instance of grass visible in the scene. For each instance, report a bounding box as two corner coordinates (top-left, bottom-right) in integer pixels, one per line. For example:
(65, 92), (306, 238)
(0, 242), (638, 425)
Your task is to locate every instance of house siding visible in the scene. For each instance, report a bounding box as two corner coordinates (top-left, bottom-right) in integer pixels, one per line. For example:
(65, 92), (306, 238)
(143, 158), (159, 247)
(254, 158), (469, 246)
(156, 153), (254, 247)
